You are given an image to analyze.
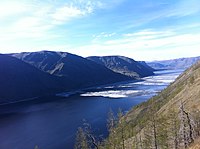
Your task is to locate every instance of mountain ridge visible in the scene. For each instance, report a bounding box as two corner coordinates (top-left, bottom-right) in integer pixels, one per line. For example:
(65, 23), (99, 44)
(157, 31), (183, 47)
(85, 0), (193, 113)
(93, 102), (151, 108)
(11, 51), (132, 87)
(1, 51), (140, 104)
(147, 56), (200, 70)
(87, 56), (154, 78)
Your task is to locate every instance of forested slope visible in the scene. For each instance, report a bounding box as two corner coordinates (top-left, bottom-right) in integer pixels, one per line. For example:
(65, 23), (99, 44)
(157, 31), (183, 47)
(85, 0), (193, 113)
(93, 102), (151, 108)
(78, 60), (200, 149)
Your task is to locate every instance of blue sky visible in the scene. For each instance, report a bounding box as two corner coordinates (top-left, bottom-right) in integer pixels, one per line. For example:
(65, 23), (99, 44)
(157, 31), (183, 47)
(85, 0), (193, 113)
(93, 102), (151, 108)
(0, 0), (200, 61)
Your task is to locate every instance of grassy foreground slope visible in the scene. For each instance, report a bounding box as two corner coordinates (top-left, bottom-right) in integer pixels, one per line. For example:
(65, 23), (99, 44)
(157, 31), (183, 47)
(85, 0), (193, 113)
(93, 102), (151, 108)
(127, 60), (200, 125)
(100, 61), (200, 149)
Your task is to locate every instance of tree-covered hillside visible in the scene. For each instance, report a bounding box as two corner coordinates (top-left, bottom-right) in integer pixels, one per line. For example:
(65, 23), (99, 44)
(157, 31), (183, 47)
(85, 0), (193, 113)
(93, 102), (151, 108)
(75, 60), (200, 149)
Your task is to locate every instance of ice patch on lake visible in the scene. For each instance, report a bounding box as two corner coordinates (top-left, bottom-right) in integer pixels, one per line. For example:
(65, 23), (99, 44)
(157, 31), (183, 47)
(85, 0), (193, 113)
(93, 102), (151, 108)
(78, 70), (183, 99)
(104, 86), (116, 89)
(81, 90), (143, 98)
(80, 72), (181, 98)
(135, 73), (179, 86)
(118, 85), (134, 88)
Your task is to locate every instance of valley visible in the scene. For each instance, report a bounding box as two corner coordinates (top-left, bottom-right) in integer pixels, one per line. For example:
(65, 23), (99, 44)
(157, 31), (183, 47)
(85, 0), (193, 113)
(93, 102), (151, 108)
(0, 69), (182, 149)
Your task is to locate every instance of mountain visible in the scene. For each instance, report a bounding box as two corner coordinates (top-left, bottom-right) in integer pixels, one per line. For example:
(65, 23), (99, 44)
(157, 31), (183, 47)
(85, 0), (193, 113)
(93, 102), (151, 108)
(100, 60), (200, 148)
(1, 51), (133, 104)
(87, 56), (154, 78)
(0, 54), (65, 104)
(138, 61), (155, 72)
(147, 56), (200, 70)
(12, 51), (131, 89)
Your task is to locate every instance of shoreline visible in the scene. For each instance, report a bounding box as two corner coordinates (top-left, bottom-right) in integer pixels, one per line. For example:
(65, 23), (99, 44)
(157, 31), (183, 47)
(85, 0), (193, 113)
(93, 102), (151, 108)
(0, 78), (141, 107)
(56, 79), (141, 97)
(0, 96), (39, 106)
(0, 69), (183, 106)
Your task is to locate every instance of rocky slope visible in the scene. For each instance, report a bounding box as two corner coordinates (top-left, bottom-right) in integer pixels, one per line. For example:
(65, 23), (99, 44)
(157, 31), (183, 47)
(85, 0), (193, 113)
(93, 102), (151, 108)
(87, 56), (154, 78)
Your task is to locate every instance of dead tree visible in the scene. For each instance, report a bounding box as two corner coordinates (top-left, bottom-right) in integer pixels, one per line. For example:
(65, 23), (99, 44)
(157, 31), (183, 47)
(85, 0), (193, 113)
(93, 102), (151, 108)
(179, 101), (194, 148)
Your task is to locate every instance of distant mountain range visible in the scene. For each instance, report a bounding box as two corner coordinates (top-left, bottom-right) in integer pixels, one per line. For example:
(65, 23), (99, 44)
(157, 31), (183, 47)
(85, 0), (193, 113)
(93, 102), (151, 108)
(147, 56), (200, 70)
(0, 51), (155, 104)
(87, 56), (154, 78)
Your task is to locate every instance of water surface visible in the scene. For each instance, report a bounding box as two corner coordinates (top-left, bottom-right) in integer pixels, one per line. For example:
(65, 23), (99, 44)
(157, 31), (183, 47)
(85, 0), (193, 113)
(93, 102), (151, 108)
(0, 69), (183, 149)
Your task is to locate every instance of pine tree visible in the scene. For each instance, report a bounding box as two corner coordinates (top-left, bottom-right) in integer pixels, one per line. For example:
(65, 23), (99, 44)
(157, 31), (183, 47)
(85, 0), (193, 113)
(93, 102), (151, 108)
(191, 109), (200, 138)
(157, 115), (169, 149)
(143, 126), (153, 149)
(117, 108), (126, 149)
(107, 109), (117, 149)
(75, 121), (99, 149)
(167, 109), (180, 149)
(83, 122), (99, 149)
(34, 145), (39, 149)
(74, 127), (89, 149)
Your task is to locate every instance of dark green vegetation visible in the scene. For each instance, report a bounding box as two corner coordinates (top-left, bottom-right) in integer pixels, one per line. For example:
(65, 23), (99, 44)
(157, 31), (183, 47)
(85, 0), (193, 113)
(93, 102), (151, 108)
(75, 61), (200, 149)
(87, 56), (154, 78)
(0, 51), (155, 104)
(147, 56), (200, 70)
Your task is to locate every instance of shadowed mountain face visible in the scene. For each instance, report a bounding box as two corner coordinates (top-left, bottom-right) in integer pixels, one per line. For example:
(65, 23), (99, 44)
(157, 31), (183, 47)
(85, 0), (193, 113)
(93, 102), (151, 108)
(12, 51), (132, 88)
(87, 56), (154, 78)
(1, 51), (157, 104)
(147, 56), (200, 70)
(0, 52), (133, 103)
(0, 54), (65, 104)
(138, 61), (155, 72)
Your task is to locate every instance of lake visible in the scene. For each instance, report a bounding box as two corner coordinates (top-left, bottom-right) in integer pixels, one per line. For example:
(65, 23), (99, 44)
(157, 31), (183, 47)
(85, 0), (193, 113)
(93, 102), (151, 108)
(0, 69), (183, 149)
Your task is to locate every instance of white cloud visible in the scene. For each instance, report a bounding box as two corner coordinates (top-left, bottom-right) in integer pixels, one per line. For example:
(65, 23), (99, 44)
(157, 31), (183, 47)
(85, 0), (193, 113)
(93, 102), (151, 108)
(51, 0), (105, 24)
(92, 32), (117, 43)
(124, 30), (174, 37)
(73, 28), (200, 61)
(51, 5), (87, 23)
(0, 0), (103, 41)
(166, 0), (200, 17)
(0, 0), (200, 61)
(122, 0), (200, 31)
(0, 1), (29, 19)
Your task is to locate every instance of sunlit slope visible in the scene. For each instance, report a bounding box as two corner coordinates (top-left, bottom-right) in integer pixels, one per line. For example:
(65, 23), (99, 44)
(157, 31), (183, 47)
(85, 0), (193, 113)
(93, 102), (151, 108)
(103, 60), (200, 149)
(126, 60), (200, 123)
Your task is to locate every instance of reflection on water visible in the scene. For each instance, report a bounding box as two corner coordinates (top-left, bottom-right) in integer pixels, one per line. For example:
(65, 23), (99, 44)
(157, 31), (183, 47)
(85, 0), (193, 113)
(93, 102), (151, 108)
(0, 69), (183, 149)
